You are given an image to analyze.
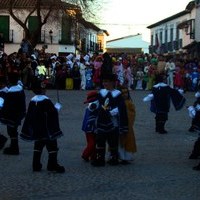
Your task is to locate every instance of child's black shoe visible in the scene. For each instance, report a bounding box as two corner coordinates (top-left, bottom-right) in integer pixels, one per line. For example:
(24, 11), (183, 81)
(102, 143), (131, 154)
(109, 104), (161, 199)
(81, 155), (89, 162)
(91, 159), (105, 167)
(47, 163), (65, 173)
(158, 129), (168, 134)
(193, 163), (200, 170)
(188, 126), (196, 132)
(119, 160), (131, 165)
(189, 153), (199, 159)
(107, 158), (119, 166)
(0, 135), (7, 150)
(3, 146), (19, 155)
(33, 163), (42, 172)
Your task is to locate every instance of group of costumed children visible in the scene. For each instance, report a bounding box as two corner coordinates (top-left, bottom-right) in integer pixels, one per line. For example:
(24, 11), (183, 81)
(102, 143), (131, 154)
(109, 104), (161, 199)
(1, 70), (200, 171)
(81, 71), (200, 170)
(81, 73), (137, 166)
(0, 72), (65, 173)
(143, 73), (200, 171)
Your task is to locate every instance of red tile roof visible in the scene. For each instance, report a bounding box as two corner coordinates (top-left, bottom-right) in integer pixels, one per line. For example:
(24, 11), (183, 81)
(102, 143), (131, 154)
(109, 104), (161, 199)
(0, 0), (77, 9)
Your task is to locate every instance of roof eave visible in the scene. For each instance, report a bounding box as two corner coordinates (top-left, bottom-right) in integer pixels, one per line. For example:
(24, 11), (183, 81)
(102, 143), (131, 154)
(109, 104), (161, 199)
(147, 10), (190, 29)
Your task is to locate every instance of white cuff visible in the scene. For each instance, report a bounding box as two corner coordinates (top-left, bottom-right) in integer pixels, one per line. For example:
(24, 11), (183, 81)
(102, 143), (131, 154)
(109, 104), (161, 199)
(178, 89), (184, 95)
(0, 97), (4, 108)
(109, 107), (119, 116)
(188, 106), (196, 118)
(143, 94), (154, 102)
(196, 104), (200, 111)
(195, 92), (200, 98)
(54, 102), (62, 111)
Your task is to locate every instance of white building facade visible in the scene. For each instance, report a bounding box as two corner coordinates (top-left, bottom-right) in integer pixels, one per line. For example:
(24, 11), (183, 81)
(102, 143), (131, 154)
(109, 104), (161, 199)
(147, 0), (200, 58)
(0, 2), (105, 56)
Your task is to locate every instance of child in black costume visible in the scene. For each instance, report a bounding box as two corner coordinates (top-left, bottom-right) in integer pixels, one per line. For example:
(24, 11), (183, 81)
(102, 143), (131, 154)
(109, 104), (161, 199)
(0, 72), (26, 155)
(187, 99), (200, 170)
(143, 74), (186, 134)
(187, 91), (200, 160)
(188, 91), (200, 132)
(0, 75), (8, 149)
(91, 74), (128, 167)
(20, 78), (65, 173)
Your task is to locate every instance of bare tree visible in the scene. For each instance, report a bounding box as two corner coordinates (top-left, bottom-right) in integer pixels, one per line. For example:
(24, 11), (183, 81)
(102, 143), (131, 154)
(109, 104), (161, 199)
(62, 0), (101, 20)
(1, 0), (100, 51)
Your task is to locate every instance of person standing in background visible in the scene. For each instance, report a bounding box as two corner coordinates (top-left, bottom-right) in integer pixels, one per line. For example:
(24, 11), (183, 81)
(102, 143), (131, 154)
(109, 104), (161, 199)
(92, 56), (103, 89)
(165, 57), (176, 88)
(100, 52), (113, 87)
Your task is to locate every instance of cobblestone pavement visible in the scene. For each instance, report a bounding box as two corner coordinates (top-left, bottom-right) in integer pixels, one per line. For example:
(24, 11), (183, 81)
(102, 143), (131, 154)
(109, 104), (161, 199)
(0, 89), (200, 200)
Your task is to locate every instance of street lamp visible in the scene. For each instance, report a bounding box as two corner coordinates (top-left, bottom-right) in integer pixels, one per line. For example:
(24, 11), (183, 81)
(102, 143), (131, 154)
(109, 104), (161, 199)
(49, 30), (53, 44)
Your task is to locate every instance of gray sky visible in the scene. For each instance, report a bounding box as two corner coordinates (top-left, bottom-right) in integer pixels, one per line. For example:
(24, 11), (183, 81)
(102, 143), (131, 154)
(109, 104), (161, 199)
(98, 0), (191, 42)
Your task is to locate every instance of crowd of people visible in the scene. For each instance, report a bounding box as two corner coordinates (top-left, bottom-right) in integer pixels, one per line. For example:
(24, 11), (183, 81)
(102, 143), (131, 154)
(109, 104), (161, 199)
(0, 46), (200, 92)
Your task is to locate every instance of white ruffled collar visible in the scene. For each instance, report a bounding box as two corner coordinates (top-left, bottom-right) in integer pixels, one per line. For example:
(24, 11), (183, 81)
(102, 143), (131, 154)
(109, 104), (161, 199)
(153, 83), (168, 88)
(99, 89), (121, 98)
(31, 95), (49, 102)
(8, 85), (23, 92)
(0, 86), (8, 93)
(195, 91), (200, 98)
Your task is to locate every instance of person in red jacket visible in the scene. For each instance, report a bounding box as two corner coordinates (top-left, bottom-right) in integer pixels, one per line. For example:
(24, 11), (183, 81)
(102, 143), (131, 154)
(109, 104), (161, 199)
(81, 90), (98, 162)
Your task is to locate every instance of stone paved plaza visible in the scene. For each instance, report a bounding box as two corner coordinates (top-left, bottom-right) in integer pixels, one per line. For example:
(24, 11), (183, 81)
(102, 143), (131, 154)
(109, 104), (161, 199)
(0, 89), (200, 200)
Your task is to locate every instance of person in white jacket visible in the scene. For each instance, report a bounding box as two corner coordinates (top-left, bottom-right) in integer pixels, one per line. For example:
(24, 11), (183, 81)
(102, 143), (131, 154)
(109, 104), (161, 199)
(165, 58), (176, 88)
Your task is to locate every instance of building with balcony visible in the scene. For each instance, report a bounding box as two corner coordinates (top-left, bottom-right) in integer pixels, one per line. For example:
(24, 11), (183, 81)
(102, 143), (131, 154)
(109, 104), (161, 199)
(147, 0), (200, 58)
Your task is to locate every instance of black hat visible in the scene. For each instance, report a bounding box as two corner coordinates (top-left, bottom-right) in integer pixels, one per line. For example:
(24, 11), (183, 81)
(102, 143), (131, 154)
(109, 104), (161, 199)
(8, 71), (19, 85)
(101, 73), (116, 82)
(155, 73), (167, 83)
(31, 78), (46, 94)
(0, 75), (7, 84)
